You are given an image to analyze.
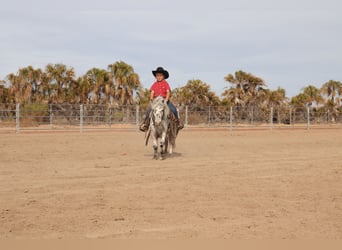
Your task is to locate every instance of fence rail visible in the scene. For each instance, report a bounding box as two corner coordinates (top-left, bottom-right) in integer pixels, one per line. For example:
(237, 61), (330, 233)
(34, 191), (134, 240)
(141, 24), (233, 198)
(0, 103), (341, 133)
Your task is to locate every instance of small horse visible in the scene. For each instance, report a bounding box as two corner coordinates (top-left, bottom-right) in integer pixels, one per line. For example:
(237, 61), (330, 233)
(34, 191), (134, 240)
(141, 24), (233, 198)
(145, 96), (177, 160)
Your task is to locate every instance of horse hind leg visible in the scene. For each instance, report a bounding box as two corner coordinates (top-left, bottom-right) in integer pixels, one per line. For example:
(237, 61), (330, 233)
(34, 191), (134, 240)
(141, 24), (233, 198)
(164, 137), (170, 155)
(168, 143), (173, 155)
(165, 135), (172, 155)
(169, 135), (176, 155)
(167, 124), (176, 155)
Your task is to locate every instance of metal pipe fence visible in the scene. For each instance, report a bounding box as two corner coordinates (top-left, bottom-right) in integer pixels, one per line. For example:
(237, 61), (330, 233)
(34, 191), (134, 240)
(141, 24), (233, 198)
(0, 103), (341, 133)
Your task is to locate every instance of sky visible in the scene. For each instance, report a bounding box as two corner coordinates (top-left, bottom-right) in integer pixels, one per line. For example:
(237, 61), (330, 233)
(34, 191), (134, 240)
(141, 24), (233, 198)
(1, 0), (341, 98)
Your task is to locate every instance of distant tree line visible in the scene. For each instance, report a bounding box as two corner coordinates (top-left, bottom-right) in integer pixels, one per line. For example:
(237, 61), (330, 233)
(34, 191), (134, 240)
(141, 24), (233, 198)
(1, 61), (341, 117)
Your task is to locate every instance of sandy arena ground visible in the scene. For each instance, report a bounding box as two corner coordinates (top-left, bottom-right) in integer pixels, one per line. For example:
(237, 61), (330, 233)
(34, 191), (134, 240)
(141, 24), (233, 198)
(0, 128), (341, 239)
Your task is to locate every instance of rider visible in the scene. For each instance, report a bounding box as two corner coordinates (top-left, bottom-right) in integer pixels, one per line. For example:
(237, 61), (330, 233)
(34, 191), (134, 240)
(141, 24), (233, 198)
(139, 66), (183, 132)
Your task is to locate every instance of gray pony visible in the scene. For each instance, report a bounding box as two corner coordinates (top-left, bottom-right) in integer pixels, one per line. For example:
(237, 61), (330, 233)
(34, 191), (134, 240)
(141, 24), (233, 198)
(145, 96), (177, 160)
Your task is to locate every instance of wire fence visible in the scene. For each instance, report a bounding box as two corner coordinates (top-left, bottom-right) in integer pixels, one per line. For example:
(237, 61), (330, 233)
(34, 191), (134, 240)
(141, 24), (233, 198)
(0, 103), (341, 133)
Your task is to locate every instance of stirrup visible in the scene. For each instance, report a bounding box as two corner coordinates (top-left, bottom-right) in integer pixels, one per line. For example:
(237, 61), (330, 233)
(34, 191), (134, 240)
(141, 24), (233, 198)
(139, 123), (147, 132)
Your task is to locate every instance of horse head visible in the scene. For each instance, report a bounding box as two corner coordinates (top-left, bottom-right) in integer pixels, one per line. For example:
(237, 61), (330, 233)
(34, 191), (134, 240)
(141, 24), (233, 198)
(151, 96), (169, 126)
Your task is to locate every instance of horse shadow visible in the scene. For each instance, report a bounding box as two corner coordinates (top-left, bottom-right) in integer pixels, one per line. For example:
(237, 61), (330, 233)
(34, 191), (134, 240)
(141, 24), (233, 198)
(144, 152), (182, 159)
(166, 152), (182, 158)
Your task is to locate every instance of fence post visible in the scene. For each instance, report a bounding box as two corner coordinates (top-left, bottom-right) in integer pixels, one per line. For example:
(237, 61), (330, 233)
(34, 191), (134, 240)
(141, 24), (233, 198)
(270, 107), (273, 129)
(208, 106), (211, 125)
(80, 104), (83, 133)
(126, 106), (129, 123)
(136, 105), (140, 128)
(229, 106), (233, 131)
(49, 104), (53, 128)
(16, 103), (20, 133)
(109, 106), (112, 128)
(307, 106), (310, 130)
(185, 106), (188, 127)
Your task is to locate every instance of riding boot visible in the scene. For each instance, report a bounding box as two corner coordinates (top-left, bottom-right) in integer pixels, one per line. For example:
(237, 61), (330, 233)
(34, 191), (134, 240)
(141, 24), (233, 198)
(139, 116), (150, 132)
(176, 119), (184, 131)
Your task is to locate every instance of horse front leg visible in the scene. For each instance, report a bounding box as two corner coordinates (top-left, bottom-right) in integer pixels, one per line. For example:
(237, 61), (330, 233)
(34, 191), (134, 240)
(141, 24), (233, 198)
(159, 131), (167, 160)
(152, 138), (158, 160)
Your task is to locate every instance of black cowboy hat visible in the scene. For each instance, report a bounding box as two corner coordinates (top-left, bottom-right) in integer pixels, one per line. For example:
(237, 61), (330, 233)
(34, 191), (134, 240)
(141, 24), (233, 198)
(152, 66), (169, 79)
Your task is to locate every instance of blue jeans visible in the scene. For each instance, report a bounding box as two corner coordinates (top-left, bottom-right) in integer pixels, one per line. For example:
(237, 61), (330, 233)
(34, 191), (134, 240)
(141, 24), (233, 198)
(167, 101), (178, 119)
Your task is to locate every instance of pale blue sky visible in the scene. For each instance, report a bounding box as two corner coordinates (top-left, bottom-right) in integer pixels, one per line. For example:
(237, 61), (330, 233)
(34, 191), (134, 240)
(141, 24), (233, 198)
(1, 0), (341, 97)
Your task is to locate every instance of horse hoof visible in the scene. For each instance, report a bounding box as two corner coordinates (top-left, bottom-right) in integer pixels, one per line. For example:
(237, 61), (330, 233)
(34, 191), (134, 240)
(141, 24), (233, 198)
(160, 152), (167, 160)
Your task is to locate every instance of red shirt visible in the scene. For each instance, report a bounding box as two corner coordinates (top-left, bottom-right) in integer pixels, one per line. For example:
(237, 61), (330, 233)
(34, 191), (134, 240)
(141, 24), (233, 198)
(150, 80), (171, 98)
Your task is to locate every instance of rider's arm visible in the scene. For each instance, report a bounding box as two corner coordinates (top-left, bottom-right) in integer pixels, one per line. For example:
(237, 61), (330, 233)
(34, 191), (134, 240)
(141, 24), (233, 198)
(150, 90), (155, 103)
(165, 90), (170, 103)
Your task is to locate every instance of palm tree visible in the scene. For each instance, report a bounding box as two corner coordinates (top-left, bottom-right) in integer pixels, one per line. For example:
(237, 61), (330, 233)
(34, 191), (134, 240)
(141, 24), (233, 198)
(85, 68), (111, 104)
(7, 73), (20, 103)
(135, 87), (151, 111)
(291, 93), (310, 124)
(169, 87), (185, 106)
(221, 87), (245, 106)
(265, 87), (288, 124)
(0, 80), (11, 103)
(291, 93), (308, 108)
(6, 66), (44, 104)
(37, 72), (55, 103)
(302, 85), (324, 110)
(224, 70), (249, 90)
(73, 76), (93, 104)
(16, 66), (43, 103)
(180, 79), (219, 106)
(321, 80), (342, 106)
(266, 87), (287, 107)
(107, 61), (141, 105)
(17, 67), (32, 104)
(224, 70), (267, 107)
(320, 80), (342, 121)
(45, 64), (76, 103)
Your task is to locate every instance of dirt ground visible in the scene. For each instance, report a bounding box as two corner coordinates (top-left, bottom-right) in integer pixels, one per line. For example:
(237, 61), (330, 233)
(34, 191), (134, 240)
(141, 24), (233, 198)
(0, 128), (341, 239)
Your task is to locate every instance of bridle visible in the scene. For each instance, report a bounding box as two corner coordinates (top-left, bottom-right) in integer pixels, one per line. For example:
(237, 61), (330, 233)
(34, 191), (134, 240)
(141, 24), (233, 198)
(151, 105), (165, 126)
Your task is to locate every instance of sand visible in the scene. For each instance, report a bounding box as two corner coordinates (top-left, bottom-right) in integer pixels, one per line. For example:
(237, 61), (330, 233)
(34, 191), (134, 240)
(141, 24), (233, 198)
(0, 128), (341, 239)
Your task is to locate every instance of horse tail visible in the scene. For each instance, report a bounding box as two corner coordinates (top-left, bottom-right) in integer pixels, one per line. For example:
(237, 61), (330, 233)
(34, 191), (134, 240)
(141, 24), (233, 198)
(145, 128), (151, 146)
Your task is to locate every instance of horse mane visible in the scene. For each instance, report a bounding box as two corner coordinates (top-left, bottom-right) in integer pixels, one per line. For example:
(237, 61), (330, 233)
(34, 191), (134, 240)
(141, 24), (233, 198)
(152, 96), (166, 108)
